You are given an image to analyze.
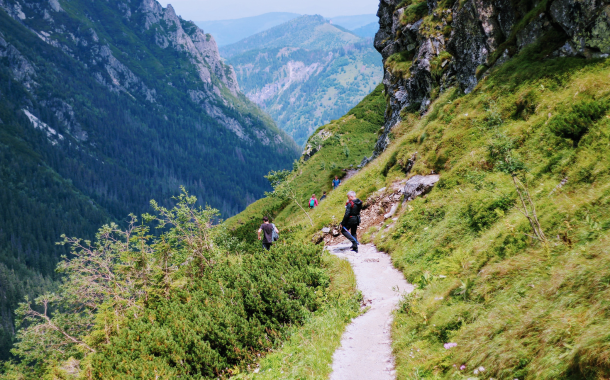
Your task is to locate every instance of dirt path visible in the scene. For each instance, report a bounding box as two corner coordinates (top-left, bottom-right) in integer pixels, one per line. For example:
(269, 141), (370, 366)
(327, 243), (413, 380)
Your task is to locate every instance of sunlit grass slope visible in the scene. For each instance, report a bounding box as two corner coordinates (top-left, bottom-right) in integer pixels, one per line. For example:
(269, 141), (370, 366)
(227, 39), (610, 379)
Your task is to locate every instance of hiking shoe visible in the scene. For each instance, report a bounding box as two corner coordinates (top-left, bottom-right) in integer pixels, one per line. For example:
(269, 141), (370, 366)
(351, 247), (358, 253)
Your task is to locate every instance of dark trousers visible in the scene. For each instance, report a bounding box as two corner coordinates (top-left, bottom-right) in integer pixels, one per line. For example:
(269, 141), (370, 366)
(341, 224), (358, 249)
(262, 242), (272, 250)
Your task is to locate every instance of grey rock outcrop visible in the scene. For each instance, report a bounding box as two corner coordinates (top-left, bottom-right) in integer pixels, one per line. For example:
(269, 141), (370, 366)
(403, 174), (440, 202)
(0, 32), (36, 88)
(372, 0), (610, 156)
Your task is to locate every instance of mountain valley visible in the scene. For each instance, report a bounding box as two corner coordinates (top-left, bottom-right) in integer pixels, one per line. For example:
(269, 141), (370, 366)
(0, 0), (298, 356)
(2, 0), (610, 377)
(223, 15), (383, 145)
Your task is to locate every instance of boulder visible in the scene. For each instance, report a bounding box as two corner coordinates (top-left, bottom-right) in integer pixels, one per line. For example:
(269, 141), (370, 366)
(403, 175), (440, 202)
(384, 203), (399, 219)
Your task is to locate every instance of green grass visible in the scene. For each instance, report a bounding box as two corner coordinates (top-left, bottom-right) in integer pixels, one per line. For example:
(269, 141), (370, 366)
(370, 46), (610, 379)
(227, 36), (610, 379)
(386, 52), (414, 79)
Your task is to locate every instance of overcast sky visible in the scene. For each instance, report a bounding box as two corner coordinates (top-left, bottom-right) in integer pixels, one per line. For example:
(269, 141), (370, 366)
(158, 0), (379, 21)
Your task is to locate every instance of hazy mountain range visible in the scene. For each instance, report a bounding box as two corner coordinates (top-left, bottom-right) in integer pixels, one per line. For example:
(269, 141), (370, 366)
(222, 15), (382, 145)
(196, 13), (378, 46)
(195, 12), (301, 46)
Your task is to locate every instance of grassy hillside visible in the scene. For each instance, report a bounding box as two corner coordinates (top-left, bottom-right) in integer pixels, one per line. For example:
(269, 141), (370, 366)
(352, 22), (378, 38)
(227, 41), (610, 379)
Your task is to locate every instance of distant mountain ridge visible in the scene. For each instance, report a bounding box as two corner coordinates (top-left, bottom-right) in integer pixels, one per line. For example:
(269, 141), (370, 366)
(219, 15), (361, 58)
(195, 12), (301, 46)
(352, 22), (378, 38)
(329, 14), (377, 30)
(224, 15), (382, 145)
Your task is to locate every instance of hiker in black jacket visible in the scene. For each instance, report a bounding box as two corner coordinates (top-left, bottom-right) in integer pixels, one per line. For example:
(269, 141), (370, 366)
(340, 190), (362, 252)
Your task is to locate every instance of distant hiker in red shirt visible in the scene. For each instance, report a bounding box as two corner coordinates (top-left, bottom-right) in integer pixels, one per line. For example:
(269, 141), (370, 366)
(308, 194), (319, 209)
(258, 216), (279, 250)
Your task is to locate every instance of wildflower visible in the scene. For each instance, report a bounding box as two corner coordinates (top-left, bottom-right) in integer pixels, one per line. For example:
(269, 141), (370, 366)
(474, 369), (479, 375)
(479, 366), (485, 372)
(460, 364), (466, 370)
(444, 342), (458, 349)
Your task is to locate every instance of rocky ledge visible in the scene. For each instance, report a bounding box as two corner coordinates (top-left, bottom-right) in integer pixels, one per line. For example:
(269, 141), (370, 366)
(372, 0), (610, 154)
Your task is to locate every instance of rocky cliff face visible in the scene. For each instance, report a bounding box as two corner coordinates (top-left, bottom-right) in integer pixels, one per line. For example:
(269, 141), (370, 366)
(0, 0), (241, 117)
(373, 0), (610, 154)
(0, 0), (298, 182)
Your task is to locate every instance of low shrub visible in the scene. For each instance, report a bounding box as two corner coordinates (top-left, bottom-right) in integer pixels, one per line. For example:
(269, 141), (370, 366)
(548, 98), (609, 146)
(90, 243), (326, 379)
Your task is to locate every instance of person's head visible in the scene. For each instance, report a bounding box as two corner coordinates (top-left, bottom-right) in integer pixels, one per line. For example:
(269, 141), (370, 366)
(262, 216), (269, 223)
(312, 194), (316, 198)
(347, 190), (356, 201)
(335, 176), (338, 180)
(323, 191), (327, 195)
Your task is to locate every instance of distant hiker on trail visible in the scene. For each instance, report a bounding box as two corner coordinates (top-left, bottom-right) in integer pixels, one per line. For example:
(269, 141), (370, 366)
(340, 190), (362, 253)
(258, 216), (279, 250)
(332, 176), (341, 189)
(309, 194), (319, 209)
(320, 191), (327, 201)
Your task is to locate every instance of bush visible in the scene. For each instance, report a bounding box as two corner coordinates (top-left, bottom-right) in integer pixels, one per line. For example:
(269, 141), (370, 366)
(548, 99), (609, 146)
(8, 192), (329, 379)
(90, 243), (326, 379)
(463, 193), (514, 232)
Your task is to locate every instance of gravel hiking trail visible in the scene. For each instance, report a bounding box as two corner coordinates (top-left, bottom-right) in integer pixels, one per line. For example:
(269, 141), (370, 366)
(327, 243), (413, 380)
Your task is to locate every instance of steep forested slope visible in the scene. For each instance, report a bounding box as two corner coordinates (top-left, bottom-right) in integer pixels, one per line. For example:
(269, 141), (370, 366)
(223, 15), (383, 145)
(0, 0), (299, 356)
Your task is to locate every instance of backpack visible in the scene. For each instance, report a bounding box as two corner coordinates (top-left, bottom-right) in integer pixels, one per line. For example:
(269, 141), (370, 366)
(309, 198), (315, 207)
(271, 224), (279, 241)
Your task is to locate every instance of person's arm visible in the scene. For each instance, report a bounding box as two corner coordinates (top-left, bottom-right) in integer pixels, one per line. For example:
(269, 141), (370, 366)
(315, 199), (319, 206)
(274, 226), (279, 234)
(341, 204), (351, 225)
(257, 228), (262, 240)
